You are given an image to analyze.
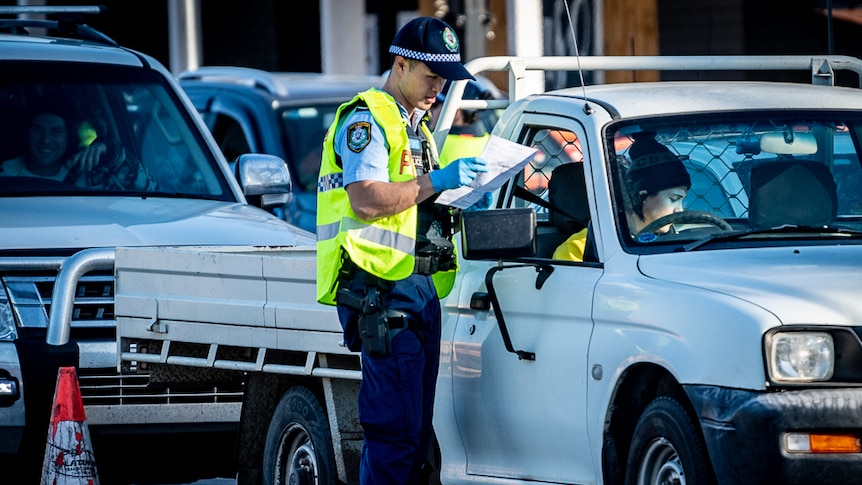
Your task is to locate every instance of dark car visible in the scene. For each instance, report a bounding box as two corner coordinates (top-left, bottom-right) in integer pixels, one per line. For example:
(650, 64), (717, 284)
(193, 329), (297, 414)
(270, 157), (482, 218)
(178, 67), (383, 232)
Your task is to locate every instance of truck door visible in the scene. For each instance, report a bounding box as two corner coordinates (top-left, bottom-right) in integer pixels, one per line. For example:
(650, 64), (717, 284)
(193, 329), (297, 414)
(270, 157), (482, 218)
(449, 116), (602, 483)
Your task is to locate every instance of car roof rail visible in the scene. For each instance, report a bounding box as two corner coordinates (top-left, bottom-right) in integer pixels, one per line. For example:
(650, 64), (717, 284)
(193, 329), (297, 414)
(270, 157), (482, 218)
(0, 5), (118, 47)
(177, 66), (286, 97)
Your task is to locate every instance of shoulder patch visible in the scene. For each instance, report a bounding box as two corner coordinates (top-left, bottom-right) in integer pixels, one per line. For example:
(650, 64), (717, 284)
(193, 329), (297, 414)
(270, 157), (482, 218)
(347, 121), (372, 153)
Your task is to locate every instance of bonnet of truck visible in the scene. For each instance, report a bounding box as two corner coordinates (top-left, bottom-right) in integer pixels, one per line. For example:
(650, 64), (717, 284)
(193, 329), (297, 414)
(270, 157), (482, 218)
(636, 244), (862, 325)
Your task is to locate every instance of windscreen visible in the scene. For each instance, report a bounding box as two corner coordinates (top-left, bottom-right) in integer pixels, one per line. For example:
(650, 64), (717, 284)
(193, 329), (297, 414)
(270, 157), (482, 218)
(608, 112), (862, 251)
(0, 61), (233, 200)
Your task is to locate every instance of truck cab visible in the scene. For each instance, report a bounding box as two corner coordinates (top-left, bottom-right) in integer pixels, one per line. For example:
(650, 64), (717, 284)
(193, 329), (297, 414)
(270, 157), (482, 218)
(436, 57), (862, 484)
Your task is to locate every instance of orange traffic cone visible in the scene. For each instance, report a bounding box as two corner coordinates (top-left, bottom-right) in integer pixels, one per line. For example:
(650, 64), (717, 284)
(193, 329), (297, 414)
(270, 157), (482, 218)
(41, 366), (100, 485)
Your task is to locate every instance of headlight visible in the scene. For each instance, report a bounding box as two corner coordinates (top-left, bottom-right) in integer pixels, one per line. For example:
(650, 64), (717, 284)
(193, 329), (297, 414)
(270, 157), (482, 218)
(767, 331), (834, 382)
(0, 288), (17, 341)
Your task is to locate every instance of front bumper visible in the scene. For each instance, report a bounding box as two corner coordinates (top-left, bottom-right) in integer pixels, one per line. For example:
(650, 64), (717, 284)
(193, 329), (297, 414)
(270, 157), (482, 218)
(0, 342), (24, 454)
(687, 385), (862, 485)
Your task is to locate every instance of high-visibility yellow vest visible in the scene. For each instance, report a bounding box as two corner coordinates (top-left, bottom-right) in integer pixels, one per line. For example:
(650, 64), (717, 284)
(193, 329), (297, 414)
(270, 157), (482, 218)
(438, 132), (490, 167)
(316, 89), (435, 305)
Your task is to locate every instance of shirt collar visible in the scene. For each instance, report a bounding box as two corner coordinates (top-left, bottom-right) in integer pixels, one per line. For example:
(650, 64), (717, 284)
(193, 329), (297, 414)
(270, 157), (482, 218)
(386, 95), (425, 131)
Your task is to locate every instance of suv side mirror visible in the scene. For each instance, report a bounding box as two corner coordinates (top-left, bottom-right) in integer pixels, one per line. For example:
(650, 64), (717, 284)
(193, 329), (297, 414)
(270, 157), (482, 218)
(235, 153), (293, 208)
(460, 208), (537, 260)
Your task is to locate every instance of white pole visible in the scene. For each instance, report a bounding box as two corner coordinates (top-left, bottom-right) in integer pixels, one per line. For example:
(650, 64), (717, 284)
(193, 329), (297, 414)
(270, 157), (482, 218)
(321, 0), (368, 75)
(506, 0), (544, 92)
(168, 0), (202, 75)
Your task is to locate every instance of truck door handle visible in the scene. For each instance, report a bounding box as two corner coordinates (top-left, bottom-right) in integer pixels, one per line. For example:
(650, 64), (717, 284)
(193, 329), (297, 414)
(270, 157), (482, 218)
(470, 292), (490, 311)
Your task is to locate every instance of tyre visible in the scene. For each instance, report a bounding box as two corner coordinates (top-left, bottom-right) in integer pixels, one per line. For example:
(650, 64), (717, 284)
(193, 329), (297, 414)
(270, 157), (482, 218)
(625, 396), (712, 485)
(263, 386), (337, 485)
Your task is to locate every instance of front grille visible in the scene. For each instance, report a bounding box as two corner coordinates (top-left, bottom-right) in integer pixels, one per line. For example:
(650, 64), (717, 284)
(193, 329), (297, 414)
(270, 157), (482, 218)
(5, 273), (115, 336)
(3, 272), (243, 406)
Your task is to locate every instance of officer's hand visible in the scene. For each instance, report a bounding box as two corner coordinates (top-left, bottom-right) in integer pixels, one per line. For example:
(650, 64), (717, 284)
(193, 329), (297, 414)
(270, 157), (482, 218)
(465, 191), (493, 211)
(429, 157), (488, 192)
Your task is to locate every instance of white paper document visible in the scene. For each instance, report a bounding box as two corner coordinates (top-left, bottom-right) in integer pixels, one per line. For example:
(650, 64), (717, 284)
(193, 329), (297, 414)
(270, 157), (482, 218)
(435, 135), (539, 209)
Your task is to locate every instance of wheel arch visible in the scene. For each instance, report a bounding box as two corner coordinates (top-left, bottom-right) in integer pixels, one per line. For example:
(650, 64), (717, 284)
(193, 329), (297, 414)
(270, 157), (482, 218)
(238, 372), (361, 484)
(601, 362), (704, 485)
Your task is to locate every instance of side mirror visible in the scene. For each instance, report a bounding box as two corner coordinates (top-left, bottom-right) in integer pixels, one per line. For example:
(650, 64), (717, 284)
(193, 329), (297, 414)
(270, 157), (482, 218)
(235, 153), (293, 208)
(460, 208), (536, 260)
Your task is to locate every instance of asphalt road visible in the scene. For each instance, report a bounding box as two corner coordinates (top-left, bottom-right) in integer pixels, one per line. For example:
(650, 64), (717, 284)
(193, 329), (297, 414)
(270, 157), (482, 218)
(149, 480), (234, 485)
(91, 431), (238, 485)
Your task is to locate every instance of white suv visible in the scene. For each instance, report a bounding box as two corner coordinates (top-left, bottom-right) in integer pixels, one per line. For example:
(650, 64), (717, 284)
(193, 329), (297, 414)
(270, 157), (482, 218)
(0, 6), (310, 483)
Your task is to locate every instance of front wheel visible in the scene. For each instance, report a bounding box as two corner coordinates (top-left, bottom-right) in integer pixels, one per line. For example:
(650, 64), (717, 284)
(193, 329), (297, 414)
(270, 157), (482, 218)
(625, 396), (713, 485)
(263, 386), (337, 485)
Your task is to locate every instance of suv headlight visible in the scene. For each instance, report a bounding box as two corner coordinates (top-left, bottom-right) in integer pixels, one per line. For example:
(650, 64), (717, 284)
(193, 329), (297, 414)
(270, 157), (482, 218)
(0, 286), (17, 341)
(767, 331), (834, 382)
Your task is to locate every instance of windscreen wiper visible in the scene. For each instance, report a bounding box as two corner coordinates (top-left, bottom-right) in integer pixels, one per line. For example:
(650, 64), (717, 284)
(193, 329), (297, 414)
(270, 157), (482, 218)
(683, 224), (862, 251)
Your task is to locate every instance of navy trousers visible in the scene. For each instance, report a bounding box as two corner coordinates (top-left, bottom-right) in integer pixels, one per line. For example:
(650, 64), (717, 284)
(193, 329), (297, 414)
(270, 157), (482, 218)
(337, 272), (441, 485)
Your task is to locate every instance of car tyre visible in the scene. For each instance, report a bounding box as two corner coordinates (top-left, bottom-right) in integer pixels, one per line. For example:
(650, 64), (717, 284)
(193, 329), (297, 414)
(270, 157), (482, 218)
(625, 396), (713, 485)
(263, 386), (337, 485)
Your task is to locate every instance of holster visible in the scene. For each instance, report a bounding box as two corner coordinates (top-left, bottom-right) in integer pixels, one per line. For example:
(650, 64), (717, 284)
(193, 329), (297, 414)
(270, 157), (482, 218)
(336, 256), (416, 355)
(335, 286), (391, 355)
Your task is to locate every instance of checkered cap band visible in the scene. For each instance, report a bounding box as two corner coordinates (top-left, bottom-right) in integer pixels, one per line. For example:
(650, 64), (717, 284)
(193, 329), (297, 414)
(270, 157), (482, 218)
(389, 45), (461, 64)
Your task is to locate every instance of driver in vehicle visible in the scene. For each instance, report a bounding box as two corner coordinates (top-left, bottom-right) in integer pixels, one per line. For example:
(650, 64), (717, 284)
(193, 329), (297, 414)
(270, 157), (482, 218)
(1, 112), (105, 181)
(553, 131), (691, 261)
(1, 111), (157, 191)
(624, 131), (692, 237)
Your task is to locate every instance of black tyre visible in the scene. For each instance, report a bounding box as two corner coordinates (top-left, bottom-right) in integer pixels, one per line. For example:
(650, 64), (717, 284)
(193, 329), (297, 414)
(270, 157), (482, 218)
(263, 386), (337, 485)
(625, 396), (712, 485)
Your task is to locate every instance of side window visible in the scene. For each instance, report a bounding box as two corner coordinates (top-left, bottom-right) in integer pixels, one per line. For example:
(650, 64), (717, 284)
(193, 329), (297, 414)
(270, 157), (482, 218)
(517, 127), (585, 221)
(213, 116), (251, 163)
(280, 104), (340, 194)
(510, 126), (590, 260)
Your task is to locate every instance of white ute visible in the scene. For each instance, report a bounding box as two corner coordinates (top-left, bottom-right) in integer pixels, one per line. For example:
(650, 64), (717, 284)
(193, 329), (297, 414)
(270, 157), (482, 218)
(114, 55), (862, 485)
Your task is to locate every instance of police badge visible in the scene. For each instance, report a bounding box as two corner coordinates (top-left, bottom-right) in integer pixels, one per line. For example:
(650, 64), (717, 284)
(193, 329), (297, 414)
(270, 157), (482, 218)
(347, 121), (372, 153)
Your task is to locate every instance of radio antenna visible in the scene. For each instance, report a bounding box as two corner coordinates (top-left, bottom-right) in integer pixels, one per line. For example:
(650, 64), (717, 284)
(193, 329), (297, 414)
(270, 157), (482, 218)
(564, 0), (594, 114)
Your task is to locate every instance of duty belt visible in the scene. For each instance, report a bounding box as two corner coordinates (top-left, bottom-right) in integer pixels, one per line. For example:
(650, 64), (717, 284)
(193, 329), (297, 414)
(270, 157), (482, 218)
(386, 310), (410, 329)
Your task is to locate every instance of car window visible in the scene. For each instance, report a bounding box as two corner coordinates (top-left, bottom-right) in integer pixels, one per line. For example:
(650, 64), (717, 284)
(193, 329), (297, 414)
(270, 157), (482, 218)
(0, 62), (232, 200)
(516, 127), (585, 222)
(279, 103), (340, 194)
(499, 126), (591, 259)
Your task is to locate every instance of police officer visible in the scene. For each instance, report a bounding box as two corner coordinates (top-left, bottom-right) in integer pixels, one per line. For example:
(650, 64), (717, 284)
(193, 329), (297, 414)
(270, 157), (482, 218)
(316, 16), (486, 485)
(431, 78), (501, 166)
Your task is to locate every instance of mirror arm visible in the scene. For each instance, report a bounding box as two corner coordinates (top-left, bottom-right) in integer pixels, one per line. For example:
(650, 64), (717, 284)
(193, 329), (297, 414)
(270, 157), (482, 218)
(484, 262), (537, 361)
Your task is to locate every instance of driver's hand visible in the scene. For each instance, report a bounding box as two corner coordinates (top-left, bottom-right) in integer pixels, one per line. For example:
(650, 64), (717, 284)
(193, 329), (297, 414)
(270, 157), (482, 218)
(68, 142), (107, 172)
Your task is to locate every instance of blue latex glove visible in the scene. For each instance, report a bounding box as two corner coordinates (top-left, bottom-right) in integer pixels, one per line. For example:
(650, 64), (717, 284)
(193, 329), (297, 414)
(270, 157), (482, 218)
(465, 191), (493, 211)
(429, 157), (488, 192)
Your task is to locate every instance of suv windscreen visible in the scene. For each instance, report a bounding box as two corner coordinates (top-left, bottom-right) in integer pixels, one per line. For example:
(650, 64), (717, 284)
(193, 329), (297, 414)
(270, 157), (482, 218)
(0, 61), (233, 200)
(609, 112), (862, 251)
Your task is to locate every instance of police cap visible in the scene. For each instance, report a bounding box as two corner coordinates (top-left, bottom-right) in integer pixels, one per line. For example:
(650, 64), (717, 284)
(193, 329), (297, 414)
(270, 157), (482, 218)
(389, 17), (475, 81)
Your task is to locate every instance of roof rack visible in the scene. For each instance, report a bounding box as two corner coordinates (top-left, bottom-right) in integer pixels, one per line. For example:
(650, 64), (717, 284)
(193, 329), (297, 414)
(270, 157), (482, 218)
(0, 5), (117, 46)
